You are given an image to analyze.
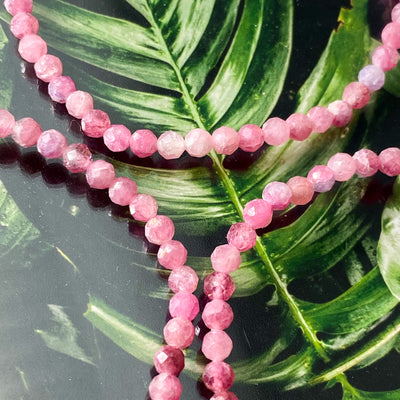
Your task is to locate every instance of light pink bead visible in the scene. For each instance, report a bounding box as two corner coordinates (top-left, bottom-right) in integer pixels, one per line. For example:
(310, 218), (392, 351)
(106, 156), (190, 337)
(204, 272), (235, 301)
(328, 100), (353, 127)
(352, 149), (380, 177)
(4, 0), (32, 15)
(34, 54), (63, 83)
(169, 292), (199, 321)
(37, 129), (67, 159)
(163, 317), (195, 349)
(0, 109), (15, 138)
(185, 128), (213, 157)
(153, 345), (184, 376)
(211, 244), (241, 274)
(392, 3), (400, 22)
(342, 82), (370, 109)
(327, 153), (356, 181)
(168, 265), (199, 293)
(307, 165), (335, 192)
(129, 194), (158, 222)
(210, 392), (239, 400)
(358, 65), (385, 92)
(227, 222), (257, 252)
(82, 109), (111, 138)
(66, 91), (94, 119)
(130, 129), (158, 158)
(108, 177), (137, 206)
(382, 22), (400, 49)
(262, 117), (290, 146)
(48, 76), (76, 104)
(86, 160), (115, 189)
(10, 12), (39, 39)
(145, 215), (175, 245)
(202, 361), (235, 393)
(157, 240), (187, 270)
(157, 131), (185, 160)
(18, 34), (47, 63)
(238, 124), (264, 152)
(12, 117), (41, 147)
(202, 330), (233, 361)
(287, 176), (314, 205)
(242, 199), (273, 229)
(307, 106), (334, 133)
(148, 373), (182, 400)
(262, 181), (292, 210)
(62, 143), (92, 173)
(103, 125), (131, 152)
(286, 113), (313, 141)
(372, 45), (399, 71)
(212, 126), (240, 155)
(203, 300), (234, 330)
(379, 147), (400, 176)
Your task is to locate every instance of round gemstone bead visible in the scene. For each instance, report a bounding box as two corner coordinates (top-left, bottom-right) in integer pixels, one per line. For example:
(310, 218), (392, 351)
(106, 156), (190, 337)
(157, 240), (188, 270)
(328, 100), (353, 127)
(62, 143), (92, 173)
(12, 117), (41, 147)
(227, 222), (257, 252)
(202, 330), (233, 361)
(34, 54), (63, 83)
(37, 129), (67, 159)
(103, 125), (131, 152)
(307, 165), (336, 192)
(327, 152), (356, 182)
(287, 176), (314, 205)
(163, 317), (195, 349)
(66, 91), (94, 119)
(392, 3), (400, 22)
(168, 265), (199, 293)
(372, 45), (399, 71)
(148, 373), (182, 400)
(0, 109), (15, 138)
(129, 194), (158, 222)
(242, 199), (273, 230)
(211, 244), (241, 274)
(18, 34), (47, 63)
(212, 126), (240, 155)
(130, 129), (157, 158)
(210, 392), (239, 400)
(262, 181), (292, 210)
(10, 12), (39, 39)
(286, 113), (313, 141)
(81, 109), (111, 138)
(4, 0), (33, 16)
(352, 149), (380, 177)
(238, 124), (264, 152)
(379, 147), (400, 176)
(202, 361), (235, 393)
(382, 22), (400, 49)
(202, 300), (234, 330)
(85, 160), (115, 189)
(204, 272), (235, 301)
(48, 76), (76, 104)
(153, 345), (185, 376)
(157, 131), (185, 160)
(358, 65), (385, 92)
(108, 177), (137, 206)
(145, 215), (175, 245)
(169, 292), (199, 321)
(342, 82), (370, 109)
(262, 117), (290, 146)
(185, 128), (213, 157)
(307, 106), (334, 133)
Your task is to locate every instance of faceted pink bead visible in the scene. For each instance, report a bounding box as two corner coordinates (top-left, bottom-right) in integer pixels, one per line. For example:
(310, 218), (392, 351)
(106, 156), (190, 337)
(307, 106), (334, 133)
(358, 65), (385, 92)
(168, 265), (199, 293)
(157, 240), (188, 270)
(372, 45), (399, 72)
(157, 131), (185, 160)
(238, 124), (264, 152)
(204, 272), (235, 301)
(0, 109), (15, 138)
(210, 392), (239, 400)
(129, 194), (158, 222)
(211, 244), (241, 274)
(148, 373), (182, 400)
(103, 125), (131, 152)
(286, 113), (313, 141)
(202, 330), (233, 361)
(327, 152), (356, 181)
(202, 361), (235, 393)
(262, 117), (290, 146)
(307, 165), (335, 192)
(227, 222), (257, 252)
(185, 128), (213, 157)
(34, 54), (63, 83)
(4, 0), (32, 15)
(108, 177), (137, 206)
(352, 149), (380, 177)
(12, 117), (41, 147)
(262, 181), (292, 210)
(382, 22), (400, 49)
(130, 129), (158, 158)
(48, 76), (76, 104)
(379, 147), (400, 176)
(62, 143), (92, 173)
(392, 3), (400, 23)
(328, 100), (353, 127)
(212, 126), (240, 155)
(66, 91), (94, 119)
(86, 160), (115, 189)
(18, 34), (47, 63)
(342, 82), (370, 109)
(163, 317), (195, 349)
(153, 345), (185, 376)
(242, 199), (273, 230)
(37, 129), (67, 159)
(10, 12), (39, 39)
(169, 292), (199, 321)
(287, 176), (314, 205)
(202, 300), (234, 330)
(145, 215), (175, 245)
(81, 109), (111, 138)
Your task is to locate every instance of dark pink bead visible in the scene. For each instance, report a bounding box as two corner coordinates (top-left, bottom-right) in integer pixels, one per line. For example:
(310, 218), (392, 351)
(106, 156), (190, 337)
(18, 34), (47, 63)
(372, 45), (399, 71)
(82, 109), (111, 138)
(242, 199), (273, 229)
(307, 165), (335, 192)
(12, 117), (41, 147)
(103, 125), (131, 152)
(163, 317), (195, 349)
(342, 82), (370, 109)
(202, 361), (235, 393)
(382, 22), (400, 49)
(108, 177), (137, 206)
(145, 215), (175, 245)
(287, 176), (314, 205)
(169, 292), (199, 321)
(4, 0), (33, 16)
(202, 330), (233, 361)
(211, 244), (241, 274)
(62, 143), (92, 173)
(286, 113), (313, 141)
(34, 54), (63, 83)
(238, 124), (264, 152)
(227, 222), (257, 252)
(307, 106), (334, 133)
(157, 131), (185, 160)
(212, 126), (240, 155)
(66, 90), (94, 119)
(262, 181), (292, 210)
(210, 392), (239, 400)
(202, 299), (234, 330)
(262, 117), (290, 146)
(352, 149), (380, 177)
(185, 128), (212, 157)
(379, 147), (400, 176)
(129, 194), (158, 222)
(130, 129), (158, 158)
(37, 129), (67, 159)
(204, 272), (235, 301)
(0, 109), (15, 138)
(157, 240), (187, 270)
(48, 76), (76, 104)
(10, 12), (39, 39)
(328, 100), (353, 127)
(168, 265), (199, 293)
(85, 160), (115, 189)
(153, 345), (185, 376)
(148, 373), (182, 400)
(327, 152), (356, 181)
